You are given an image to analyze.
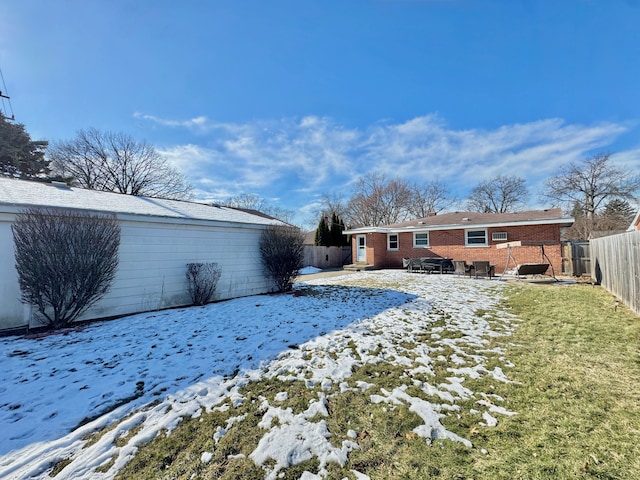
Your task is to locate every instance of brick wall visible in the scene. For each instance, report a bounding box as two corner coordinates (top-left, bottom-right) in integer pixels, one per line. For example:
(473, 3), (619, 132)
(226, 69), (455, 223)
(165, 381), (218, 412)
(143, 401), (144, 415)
(356, 224), (563, 274)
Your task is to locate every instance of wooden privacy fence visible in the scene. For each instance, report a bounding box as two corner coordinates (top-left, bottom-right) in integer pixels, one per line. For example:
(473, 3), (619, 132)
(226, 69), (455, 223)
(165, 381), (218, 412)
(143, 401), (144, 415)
(562, 241), (591, 276)
(303, 246), (351, 269)
(590, 230), (640, 315)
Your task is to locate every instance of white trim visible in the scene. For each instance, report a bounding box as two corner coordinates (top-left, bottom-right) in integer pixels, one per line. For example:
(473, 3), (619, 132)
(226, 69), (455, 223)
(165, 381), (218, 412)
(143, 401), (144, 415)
(387, 233), (399, 251)
(413, 232), (430, 248)
(465, 228), (488, 247)
(356, 234), (367, 262)
(344, 217), (574, 235)
(343, 226), (390, 234)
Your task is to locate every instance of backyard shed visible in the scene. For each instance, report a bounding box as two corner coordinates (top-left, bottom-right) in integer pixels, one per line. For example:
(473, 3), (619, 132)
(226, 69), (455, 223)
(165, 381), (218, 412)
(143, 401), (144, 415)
(344, 209), (574, 274)
(0, 178), (285, 333)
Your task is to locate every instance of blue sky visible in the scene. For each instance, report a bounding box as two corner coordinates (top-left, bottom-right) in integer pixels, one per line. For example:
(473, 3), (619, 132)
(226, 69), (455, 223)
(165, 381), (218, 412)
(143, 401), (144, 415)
(1, 0), (639, 226)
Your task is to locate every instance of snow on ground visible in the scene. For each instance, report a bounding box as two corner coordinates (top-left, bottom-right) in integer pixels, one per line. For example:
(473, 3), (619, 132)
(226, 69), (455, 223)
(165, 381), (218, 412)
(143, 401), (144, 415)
(0, 270), (520, 480)
(299, 266), (323, 275)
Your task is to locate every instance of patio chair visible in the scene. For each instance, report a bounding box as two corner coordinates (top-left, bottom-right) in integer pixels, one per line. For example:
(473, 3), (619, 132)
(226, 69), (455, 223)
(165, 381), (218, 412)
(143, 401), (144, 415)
(403, 258), (422, 273)
(453, 260), (471, 276)
(472, 260), (494, 279)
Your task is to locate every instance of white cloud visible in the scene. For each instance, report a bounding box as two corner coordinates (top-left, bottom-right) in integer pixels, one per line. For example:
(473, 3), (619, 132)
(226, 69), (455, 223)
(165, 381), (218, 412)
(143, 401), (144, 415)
(144, 112), (634, 223)
(134, 112), (210, 131)
(611, 148), (640, 172)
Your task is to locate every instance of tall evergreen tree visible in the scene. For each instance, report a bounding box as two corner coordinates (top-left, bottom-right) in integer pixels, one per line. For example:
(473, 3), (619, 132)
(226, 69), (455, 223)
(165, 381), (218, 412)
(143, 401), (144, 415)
(329, 212), (349, 246)
(314, 216), (331, 246)
(602, 199), (635, 225)
(0, 113), (49, 178)
(337, 216), (350, 246)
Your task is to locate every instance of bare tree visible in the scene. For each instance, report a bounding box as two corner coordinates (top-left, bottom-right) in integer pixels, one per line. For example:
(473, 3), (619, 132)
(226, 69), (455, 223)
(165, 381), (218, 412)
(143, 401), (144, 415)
(408, 180), (455, 218)
(563, 198), (637, 240)
(318, 192), (348, 220)
(259, 225), (305, 292)
(467, 175), (529, 213)
(224, 193), (294, 224)
(49, 128), (192, 200)
(346, 172), (413, 227)
(305, 192), (349, 232)
(544, 152), (640, 220)
(12, 207), (120, 329)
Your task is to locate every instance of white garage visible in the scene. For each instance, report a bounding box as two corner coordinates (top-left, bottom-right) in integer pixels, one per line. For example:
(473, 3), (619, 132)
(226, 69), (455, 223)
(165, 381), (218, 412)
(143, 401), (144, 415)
(0, 177), (284, 333)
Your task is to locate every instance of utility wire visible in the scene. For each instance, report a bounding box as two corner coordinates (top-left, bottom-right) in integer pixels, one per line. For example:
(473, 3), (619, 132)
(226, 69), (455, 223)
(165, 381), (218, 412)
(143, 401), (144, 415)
(0, 63), (16, 121)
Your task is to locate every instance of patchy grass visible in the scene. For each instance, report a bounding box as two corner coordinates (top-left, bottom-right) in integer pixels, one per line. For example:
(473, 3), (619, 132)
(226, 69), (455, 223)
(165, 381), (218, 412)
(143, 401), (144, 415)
(49, 457), (73, 477)
(115, 281), (640, 480)
(471, 283), (640, 479)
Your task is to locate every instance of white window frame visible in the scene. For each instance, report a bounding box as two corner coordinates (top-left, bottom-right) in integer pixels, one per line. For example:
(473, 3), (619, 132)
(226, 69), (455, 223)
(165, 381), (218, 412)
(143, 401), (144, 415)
(413, 232), (430, 248)
(465, 228), (488, 247)
(492, 231), (508, 242)
(387, 233), (399, 251)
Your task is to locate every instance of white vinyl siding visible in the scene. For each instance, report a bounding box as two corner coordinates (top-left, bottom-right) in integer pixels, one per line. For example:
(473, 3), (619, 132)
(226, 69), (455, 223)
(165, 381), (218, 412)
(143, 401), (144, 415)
(387, 234), (399, 250)
(0, 214), (273, 330)
(465, 228), (488, 247)
(80, 220), (271, 320)
(413, 232), (429, 248)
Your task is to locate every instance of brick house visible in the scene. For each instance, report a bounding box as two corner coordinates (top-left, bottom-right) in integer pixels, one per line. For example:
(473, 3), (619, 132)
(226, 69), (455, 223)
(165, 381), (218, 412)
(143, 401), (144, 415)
(344, 209), (574, 274)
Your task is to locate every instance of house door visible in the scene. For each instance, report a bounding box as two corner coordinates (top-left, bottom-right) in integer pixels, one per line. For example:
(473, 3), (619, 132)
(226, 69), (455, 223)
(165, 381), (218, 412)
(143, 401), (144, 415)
(356, 235), (366, 262)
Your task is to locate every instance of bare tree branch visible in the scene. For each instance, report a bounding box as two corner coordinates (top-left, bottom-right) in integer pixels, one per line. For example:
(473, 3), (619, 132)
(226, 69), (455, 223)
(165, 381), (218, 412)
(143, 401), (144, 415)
(346, 172), (413, 227)
(49, 128), (192, 200)
(408, 180), (456, 218)
(467, 175), (529, 213)
(543, 152), (640, 220)
(224, 193), (295, 223)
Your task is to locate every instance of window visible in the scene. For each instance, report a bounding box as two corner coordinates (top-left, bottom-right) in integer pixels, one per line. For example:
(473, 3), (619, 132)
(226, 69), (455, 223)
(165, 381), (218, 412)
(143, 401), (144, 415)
(387, 234), (399, 250)
(492, 231), (508, 241)
(465, 229), (488, 246)
(413, 232), (429, 248)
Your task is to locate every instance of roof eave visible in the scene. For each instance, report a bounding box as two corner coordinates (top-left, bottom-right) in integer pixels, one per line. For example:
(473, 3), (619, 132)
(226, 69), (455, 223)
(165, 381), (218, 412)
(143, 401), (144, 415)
(342, 227), (390, 235)
(345, 217), (575, 234)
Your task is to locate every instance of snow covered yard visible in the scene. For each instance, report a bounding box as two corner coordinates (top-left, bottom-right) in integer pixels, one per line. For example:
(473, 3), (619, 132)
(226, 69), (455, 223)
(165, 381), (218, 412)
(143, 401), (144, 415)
(0, 270), (520, 479)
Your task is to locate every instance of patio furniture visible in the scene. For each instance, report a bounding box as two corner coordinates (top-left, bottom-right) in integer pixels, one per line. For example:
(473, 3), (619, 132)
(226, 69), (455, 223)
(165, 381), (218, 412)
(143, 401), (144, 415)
(403, 257), (422, 272)
(515, 263), (549, 276)
(403, 257), (454, 273)
(472, 260), (494, 278)
(497, 241), (557, 280)
(453, 260), (471, 276)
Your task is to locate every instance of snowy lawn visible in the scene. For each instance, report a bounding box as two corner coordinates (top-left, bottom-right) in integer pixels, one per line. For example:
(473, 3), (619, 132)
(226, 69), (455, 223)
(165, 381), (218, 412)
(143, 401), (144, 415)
(0, 270), (519, 479)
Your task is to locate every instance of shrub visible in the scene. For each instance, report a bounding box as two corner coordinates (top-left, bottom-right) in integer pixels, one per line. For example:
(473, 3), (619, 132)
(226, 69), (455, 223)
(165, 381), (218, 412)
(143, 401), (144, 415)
(259, 224), (305, 292)
(186, 262), (222, 306)
(12, 207), (120, 329)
